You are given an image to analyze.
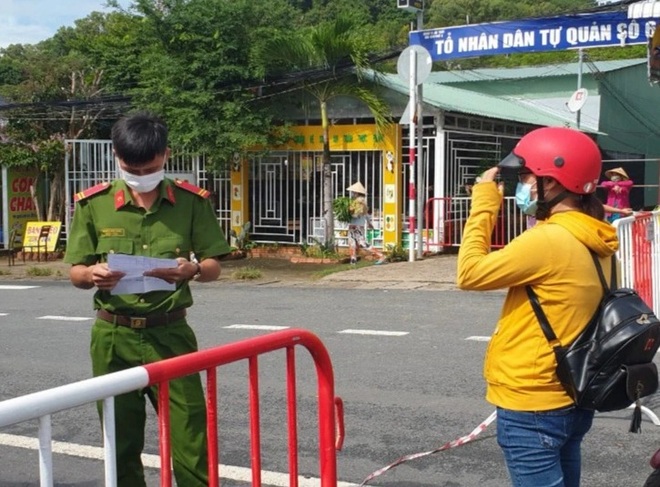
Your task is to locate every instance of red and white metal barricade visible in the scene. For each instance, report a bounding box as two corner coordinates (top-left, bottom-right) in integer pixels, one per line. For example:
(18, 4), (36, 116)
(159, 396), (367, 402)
(0, 328), (345, 487)
(613, 211), (660, 427)
(614, 211), (660, 316)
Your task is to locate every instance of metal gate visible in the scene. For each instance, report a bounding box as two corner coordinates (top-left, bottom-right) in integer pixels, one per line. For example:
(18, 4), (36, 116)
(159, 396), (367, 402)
(248, 149), (383, 245)
(400, 120), (523, 250)
(443, 129), (520, 197)
(64, 140), (231, 239)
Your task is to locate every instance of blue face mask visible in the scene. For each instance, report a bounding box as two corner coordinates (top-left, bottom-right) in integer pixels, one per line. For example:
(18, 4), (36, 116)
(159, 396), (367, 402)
(515, 182), (538, 216)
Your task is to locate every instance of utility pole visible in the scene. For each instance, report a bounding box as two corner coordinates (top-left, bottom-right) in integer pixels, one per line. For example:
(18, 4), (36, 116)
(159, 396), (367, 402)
(398, 0), (426, 262)
(408, 49), (417, 263)
(577, 48), (584, 129)
(415, 8), (425, 259)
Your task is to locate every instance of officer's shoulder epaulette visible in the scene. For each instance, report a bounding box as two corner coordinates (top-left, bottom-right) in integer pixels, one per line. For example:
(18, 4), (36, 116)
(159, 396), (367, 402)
(74, 182), (112, 202)
(174, 179), (210, 199)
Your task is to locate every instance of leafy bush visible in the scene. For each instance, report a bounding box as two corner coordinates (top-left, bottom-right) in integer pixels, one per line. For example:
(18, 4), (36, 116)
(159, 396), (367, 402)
(302, 238), (341, 258)
(230, 221), (254, 250)
(385, 244), (407, 262)
(333, 197), (353, 223)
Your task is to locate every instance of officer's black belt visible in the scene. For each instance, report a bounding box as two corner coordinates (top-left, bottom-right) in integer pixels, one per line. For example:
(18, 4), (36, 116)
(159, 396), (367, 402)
(96, 309), (187, 329)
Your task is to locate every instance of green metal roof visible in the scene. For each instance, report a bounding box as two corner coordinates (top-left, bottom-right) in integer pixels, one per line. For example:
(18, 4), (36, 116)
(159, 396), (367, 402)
(426, 59), (645, 84)
(375, 59), (648, 132)
(378, 72), (598, 131)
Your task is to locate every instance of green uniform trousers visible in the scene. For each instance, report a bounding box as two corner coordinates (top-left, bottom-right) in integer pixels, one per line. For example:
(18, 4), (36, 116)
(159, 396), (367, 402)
(91, 318), (209, 487)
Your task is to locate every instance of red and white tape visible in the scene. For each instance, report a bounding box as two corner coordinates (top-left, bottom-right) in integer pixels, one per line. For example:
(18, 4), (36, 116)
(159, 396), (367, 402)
(359, 410), (498, 486)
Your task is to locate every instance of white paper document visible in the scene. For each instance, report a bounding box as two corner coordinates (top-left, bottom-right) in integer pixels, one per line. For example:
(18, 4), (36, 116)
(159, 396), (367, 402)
(107, 254), (178, 295)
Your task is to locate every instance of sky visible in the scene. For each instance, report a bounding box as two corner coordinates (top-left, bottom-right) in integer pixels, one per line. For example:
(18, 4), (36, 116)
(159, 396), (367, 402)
(0, 0), (132, 49)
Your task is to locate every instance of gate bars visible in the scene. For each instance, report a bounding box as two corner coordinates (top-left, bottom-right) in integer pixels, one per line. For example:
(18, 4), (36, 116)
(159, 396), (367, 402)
(0, 329), (345, 487)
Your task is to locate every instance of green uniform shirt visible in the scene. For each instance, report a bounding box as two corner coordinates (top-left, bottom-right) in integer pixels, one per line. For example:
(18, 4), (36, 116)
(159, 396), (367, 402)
(64, 178), (230, 315)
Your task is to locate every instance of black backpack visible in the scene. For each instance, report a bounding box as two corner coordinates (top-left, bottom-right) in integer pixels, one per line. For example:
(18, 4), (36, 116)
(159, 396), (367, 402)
(526, 251), (660, 432)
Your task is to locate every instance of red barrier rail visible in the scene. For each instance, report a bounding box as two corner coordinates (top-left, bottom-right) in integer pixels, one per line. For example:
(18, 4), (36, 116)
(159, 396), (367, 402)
(143, 328), (343, 487)
(630, 212), (654, 308)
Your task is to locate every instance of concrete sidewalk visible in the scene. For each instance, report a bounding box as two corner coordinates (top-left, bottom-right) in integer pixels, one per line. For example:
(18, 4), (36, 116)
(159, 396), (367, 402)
(0, 252), (460, 291)
(318, 253), (459, 290)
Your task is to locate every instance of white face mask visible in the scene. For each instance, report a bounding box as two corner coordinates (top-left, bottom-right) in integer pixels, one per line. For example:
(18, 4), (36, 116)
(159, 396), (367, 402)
(121, 168), (165, 193)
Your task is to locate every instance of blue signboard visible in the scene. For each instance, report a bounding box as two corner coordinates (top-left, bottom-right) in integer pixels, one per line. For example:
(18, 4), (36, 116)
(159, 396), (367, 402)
(409, 11), (658, 61)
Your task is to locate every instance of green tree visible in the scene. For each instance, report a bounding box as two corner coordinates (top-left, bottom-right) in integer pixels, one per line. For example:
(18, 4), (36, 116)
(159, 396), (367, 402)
(426, 0), (596, 27)
(259, 15), (392, 244)
(123, 0), (300, 164)
(0, 39), (110, 221)
(50, 10), (145, 96)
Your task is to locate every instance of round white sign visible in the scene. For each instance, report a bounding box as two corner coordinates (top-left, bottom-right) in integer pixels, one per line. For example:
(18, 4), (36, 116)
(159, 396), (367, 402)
(397, 45), (433, 85)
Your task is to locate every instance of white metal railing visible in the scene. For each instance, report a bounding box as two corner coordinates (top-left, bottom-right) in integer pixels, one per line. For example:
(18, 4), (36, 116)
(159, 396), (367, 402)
(0, 368), (149, 486)
(0, 330), (342, 487)
(614, 211), (660, 316)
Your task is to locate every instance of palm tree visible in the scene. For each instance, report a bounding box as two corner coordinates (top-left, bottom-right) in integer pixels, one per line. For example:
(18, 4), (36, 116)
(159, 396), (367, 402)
(259, 15), (392, 245)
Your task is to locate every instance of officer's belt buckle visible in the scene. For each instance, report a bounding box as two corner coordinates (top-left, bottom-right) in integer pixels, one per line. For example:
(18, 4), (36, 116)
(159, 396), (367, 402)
(130, 317), (147, 329)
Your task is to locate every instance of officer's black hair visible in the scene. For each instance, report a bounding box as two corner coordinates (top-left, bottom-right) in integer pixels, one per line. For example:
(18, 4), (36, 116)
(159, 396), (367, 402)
(111, 111), (168, 166)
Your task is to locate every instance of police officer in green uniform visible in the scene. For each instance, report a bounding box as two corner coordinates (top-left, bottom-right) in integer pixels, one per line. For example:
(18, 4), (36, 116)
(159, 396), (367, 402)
(64, 112), (230, 486)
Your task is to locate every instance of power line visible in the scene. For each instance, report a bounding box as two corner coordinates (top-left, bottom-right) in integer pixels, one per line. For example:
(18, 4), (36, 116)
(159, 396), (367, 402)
(0, 49), (403, 122)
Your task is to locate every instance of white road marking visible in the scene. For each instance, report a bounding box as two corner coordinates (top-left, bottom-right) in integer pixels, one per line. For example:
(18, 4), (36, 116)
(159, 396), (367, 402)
(0, 285), (40, 290)
(0, 313), (7, 316)
(0, 433), (358, 487)
(37, 316), (93, 321)
(225, 324), (290, 331)
(338, 329), (408, 337)
(466, 336), (491, 342)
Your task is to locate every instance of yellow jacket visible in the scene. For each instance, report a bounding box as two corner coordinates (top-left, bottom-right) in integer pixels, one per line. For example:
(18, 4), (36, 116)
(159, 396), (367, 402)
(457, 182), (619, 411)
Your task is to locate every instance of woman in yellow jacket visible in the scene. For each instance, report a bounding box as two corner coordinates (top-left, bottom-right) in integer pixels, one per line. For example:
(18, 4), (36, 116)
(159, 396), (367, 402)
(457, 127), (619, 487)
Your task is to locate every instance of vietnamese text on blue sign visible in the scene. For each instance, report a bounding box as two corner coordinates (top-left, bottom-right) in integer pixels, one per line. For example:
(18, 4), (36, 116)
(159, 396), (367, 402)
(409, 12), (657, 61)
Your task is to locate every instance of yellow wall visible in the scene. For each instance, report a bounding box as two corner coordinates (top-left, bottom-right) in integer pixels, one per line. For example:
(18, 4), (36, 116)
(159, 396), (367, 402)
(378, 124), (402, 248)
(230, 156), (249, 245)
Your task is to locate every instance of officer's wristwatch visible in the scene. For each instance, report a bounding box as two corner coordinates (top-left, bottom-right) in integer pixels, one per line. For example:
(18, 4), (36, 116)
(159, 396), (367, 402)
(191, 262), (202, 281)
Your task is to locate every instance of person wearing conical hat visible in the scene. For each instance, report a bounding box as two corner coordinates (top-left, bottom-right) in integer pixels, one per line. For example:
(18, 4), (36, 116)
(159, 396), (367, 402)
(600, 167), (633, 223)
(346, 182), (387, 265)
(347, 181), (366, 194)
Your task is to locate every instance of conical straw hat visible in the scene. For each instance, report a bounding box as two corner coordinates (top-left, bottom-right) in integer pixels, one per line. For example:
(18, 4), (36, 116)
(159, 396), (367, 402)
(605, 167), (629, 180)
(347, 182), (366, 194)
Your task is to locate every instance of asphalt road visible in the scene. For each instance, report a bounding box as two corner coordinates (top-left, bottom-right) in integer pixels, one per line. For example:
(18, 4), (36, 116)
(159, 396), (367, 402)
(0, 280), (659, 486)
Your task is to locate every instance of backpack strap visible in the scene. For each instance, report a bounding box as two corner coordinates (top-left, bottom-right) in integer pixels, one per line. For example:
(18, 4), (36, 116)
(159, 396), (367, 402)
(525, 286), (561, 346)
(527, 251), (616, 348)
(589, 251), (618, 293)
(589, 251), (610, 293)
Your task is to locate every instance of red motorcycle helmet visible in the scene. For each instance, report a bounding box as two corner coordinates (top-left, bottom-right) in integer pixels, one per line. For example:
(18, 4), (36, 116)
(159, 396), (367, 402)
(498, 127), (602, 195)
